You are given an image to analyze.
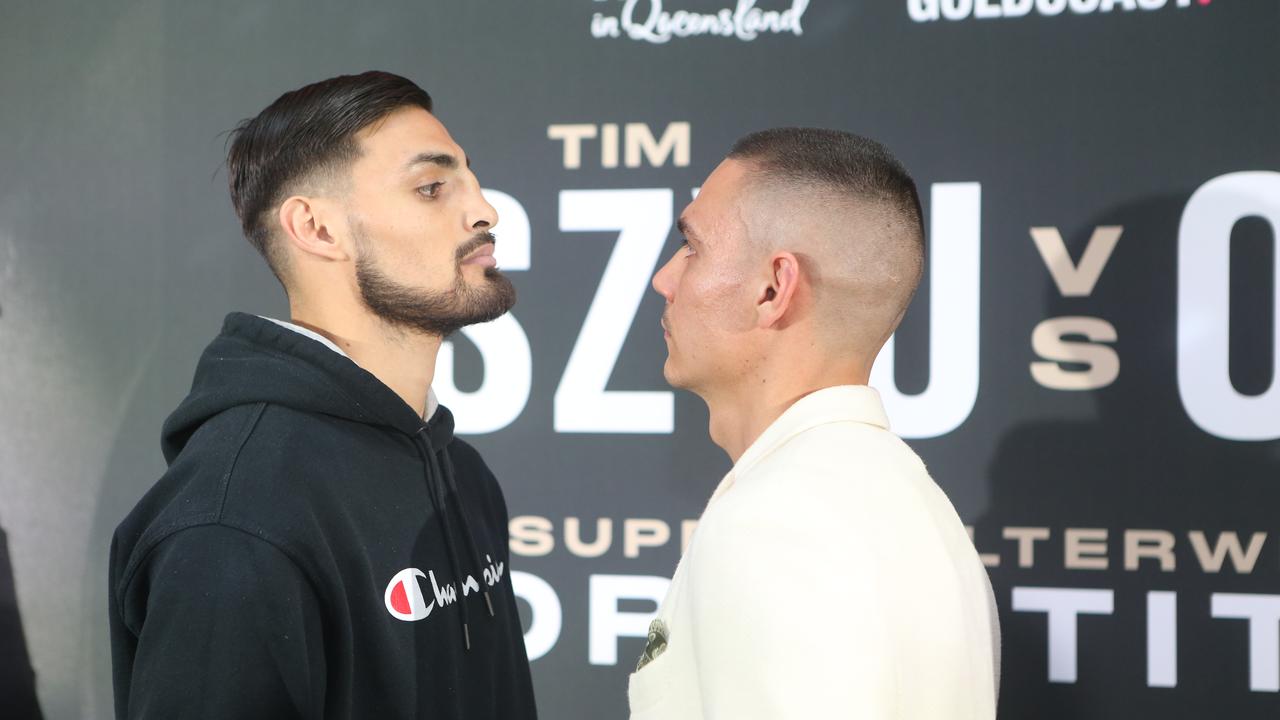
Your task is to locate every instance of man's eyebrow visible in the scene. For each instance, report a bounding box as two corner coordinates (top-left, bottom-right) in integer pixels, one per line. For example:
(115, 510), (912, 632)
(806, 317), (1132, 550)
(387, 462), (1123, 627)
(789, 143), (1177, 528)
(404, 152), (468, 171)
(677, 216), (699, 243)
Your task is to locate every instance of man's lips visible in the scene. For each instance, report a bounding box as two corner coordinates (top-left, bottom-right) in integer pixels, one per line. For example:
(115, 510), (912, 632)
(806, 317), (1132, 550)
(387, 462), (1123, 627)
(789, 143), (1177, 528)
(461, 243), (497, 267)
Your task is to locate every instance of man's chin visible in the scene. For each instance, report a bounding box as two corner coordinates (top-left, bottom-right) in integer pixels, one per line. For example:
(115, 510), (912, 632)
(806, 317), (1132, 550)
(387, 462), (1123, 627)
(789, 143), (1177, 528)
(465, 307), (513, 328)
(662, 360), (691, 391)
(466, 271), (517, 316)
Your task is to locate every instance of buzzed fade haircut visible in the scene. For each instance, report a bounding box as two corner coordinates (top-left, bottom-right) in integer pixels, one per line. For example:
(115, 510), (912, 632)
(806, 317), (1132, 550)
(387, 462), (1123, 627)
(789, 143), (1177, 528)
(728, 127), (926, 351)
(226, 71), (434, 283)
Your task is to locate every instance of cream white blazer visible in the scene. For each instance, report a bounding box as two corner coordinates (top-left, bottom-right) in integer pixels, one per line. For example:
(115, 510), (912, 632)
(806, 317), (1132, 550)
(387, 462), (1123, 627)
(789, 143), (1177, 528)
(629, 385), (1000, 719)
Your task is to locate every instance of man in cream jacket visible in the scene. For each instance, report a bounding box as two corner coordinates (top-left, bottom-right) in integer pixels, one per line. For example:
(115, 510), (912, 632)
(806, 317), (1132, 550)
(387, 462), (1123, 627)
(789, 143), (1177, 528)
(630, 128), (1000, 719)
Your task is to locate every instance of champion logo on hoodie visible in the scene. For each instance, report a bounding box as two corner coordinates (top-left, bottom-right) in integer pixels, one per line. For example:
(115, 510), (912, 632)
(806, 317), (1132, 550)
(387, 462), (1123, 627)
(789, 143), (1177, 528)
(384, 556), (507, 622)
(384, 568), (436, 621)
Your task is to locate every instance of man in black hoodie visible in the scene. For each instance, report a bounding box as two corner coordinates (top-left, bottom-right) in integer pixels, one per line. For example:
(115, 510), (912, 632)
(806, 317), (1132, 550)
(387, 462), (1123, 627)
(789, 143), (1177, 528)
(109, 72), (537, 719)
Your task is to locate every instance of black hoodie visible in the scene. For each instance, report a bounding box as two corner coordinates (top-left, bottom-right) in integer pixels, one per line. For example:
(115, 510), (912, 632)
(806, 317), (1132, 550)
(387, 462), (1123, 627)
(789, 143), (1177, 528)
(109, 312), (537, 720)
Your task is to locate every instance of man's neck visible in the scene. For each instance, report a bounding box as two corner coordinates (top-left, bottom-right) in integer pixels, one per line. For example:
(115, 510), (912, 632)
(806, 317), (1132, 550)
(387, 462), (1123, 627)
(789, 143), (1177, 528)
(289, 304), (441, 419)
(704, 359), (871, 465)
(706, 388), (800, 465)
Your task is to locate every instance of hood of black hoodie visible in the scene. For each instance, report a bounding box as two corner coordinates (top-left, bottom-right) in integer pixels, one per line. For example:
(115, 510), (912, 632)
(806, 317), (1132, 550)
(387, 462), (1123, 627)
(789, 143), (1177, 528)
(162, 312), (453, 464)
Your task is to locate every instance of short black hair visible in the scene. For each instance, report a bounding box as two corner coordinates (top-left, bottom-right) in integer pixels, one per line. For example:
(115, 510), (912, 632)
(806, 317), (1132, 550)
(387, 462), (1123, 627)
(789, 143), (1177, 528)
(728, 127), (927, 345)
(727, 127), (924, 243)
(226, 71), (433, 280)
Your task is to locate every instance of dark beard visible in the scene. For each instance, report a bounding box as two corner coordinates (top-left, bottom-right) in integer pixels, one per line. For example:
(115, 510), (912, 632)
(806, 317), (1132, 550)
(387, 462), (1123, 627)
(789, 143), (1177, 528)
(355, 230), (516, 337)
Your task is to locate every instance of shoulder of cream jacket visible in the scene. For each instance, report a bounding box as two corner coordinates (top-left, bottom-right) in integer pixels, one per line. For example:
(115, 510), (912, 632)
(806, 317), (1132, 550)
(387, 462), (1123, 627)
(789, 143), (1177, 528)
(629, 385), (1000, 720)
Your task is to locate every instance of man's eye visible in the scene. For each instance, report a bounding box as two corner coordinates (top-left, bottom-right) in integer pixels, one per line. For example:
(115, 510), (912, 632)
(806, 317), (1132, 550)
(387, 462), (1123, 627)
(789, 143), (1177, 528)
(681, 239), (696, 255)
(417, 182), (445, 198)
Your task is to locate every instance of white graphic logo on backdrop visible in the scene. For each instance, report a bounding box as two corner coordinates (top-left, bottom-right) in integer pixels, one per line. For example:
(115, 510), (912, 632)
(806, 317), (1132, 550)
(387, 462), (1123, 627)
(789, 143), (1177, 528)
(907, 0), (1209, 23)
(591, 0), (810, 43)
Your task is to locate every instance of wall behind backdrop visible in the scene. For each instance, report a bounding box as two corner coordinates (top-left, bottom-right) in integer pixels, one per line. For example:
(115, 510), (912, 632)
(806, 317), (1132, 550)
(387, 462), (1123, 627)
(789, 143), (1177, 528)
(1, 1), (1277, 718)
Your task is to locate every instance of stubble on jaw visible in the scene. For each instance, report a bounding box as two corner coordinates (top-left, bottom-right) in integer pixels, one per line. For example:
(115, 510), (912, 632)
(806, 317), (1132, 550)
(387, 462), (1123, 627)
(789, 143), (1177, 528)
(352, 222), (516, 337)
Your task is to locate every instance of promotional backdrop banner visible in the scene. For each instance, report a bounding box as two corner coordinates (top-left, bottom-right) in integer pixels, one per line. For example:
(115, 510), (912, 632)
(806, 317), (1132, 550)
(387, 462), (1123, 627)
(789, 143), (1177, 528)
(0, 1), (1276, 718)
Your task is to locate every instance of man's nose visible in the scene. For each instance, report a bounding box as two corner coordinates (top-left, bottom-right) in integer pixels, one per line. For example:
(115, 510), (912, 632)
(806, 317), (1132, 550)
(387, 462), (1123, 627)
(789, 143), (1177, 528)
(466, 186), (498, 231)
(652, 254), (677, 301)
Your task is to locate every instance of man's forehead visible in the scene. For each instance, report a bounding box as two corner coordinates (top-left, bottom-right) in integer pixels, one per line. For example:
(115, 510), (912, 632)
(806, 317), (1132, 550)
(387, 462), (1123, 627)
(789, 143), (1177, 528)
(355, 106), (464, 166)
(683, 163), (754, 239)
(705, 157), (753, 188)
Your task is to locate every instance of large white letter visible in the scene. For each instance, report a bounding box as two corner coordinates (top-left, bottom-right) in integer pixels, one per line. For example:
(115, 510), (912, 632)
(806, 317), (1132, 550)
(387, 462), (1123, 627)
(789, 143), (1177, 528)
(1148, 591), (1177, 688)
(941, 0), (976, 20)
(1212, 593), (1280, 692)
(870, 182), (981, 438)
(1003, 0), (1034, 16)
(512, 571), (562, 661)
(436, 190), (533, 434)
(556, 189), (674, 433)
(1012, 586), (1114, 683)
(907, 0), (941, 22)
(1178, 172), (1280, 441)
(588, 574), (670, 665)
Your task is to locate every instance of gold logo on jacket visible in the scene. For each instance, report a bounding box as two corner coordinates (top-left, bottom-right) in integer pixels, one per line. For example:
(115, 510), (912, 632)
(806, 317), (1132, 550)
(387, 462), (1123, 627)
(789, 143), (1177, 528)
(636, 619), (669, 671)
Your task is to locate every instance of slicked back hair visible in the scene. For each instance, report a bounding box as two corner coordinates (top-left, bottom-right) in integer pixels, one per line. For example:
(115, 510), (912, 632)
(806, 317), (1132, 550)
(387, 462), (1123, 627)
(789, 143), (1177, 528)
(226, 71), (434, 282)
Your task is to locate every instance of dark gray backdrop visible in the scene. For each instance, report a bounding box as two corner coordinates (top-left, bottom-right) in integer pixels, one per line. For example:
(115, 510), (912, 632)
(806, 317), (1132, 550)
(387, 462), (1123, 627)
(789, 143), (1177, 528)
(0, 1), (1276, 718)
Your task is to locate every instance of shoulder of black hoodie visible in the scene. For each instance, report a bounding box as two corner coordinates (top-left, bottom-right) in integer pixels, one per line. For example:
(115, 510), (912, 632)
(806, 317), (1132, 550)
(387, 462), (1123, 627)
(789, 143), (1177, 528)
(115, 398), (510, 589)
(110, 401), (325, 719)
(110, 521), (326, 719)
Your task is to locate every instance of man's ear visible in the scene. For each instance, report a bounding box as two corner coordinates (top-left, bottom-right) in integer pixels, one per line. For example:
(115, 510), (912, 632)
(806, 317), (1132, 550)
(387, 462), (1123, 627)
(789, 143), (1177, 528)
(277, 195), (349, 262)
(755, 251), (801, 329)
